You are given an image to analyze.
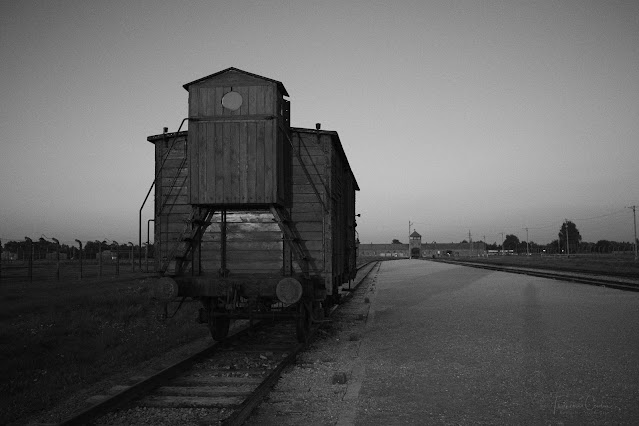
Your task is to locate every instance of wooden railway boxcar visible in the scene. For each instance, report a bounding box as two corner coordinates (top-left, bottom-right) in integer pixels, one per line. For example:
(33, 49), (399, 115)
(147, 68), (359, 341)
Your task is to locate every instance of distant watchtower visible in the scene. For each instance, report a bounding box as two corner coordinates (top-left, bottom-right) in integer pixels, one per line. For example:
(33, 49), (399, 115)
(184, 68), (291, 206)
(409, 231), (422, 258)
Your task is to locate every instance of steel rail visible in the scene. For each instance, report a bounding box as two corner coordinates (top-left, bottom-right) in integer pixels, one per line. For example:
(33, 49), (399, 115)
(58, 323), (259, 425)
(432, 259), (639, 292)
(58, 261), (379, 425)
(218, 261), (379, 426)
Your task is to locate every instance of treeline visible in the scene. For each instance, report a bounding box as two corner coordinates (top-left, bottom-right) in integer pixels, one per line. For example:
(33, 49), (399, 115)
(1, 239), (155, 260)
(484, 238), (637, 254)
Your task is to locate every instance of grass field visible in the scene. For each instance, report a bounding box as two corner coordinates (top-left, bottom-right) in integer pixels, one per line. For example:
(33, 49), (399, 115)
(443, 253), (639, 277)
(0, 273), (208, 424)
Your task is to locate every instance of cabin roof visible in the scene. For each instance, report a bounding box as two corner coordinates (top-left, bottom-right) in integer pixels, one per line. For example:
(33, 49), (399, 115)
(182, 67), (289, 96)
(147, 131), (187, 143)
(410, 231), (421, 238)
(291, 127), (360, 191)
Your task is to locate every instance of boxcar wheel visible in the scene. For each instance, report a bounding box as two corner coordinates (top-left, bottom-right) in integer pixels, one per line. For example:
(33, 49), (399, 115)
(209, 311), (230, 341)
(296, 302), (312, 343)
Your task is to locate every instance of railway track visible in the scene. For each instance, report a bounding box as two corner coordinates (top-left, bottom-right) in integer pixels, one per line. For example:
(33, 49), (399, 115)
(58, 262), (378, 426)
(432, 258), (639, 292)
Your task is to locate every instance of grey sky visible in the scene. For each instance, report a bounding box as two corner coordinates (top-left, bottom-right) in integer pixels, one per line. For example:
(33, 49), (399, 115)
(1, 0), (638, 247)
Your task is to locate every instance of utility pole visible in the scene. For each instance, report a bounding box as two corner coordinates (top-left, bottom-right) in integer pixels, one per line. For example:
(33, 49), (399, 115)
(628, 205), (637, 261)
(525, 227), (530, 256)
(483, 235), (486, 257)
(499, 232), (504, 255)
(468, 230), (472, 256)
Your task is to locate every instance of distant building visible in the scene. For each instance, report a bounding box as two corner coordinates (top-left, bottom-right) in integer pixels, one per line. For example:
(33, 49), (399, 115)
(360, 240), (486, 258)
(359, 243), (410, 258)
(98, 250), (118, 261)
(409, 231), (422, 258)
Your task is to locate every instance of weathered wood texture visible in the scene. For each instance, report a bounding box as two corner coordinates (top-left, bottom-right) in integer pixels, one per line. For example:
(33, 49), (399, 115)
(151, 132), (190, 266)
(149, 128), (358, 293)
(288, 129), (358, 293)
(187, 69), (290, 205)
(147, 69), (357, 298)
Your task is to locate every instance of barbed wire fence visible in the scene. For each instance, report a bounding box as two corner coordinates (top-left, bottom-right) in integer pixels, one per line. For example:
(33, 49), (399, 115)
(0, 234), (156, 284)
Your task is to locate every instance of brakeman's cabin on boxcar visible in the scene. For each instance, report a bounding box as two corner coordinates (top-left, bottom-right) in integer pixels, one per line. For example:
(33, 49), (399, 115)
(147, 68), (359, 342)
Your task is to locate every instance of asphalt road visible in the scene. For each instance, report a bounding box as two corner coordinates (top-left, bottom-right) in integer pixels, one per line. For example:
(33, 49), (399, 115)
(352, 259), (639, 425)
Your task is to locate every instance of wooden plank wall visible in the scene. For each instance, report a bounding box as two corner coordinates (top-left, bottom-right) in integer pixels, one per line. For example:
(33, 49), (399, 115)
(189, 120), (276, 204)
(154, 133), (191, 269)
(289, 131), (330, 283)
(188, 81), (287, 205)
(152, 128), (355, 289)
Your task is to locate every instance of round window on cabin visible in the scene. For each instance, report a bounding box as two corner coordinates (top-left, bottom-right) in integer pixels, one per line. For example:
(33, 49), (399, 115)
(221, 91), (243, 111)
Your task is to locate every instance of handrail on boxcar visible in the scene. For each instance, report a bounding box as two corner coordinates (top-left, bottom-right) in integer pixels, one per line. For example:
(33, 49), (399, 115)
(138, 118), (189, 270)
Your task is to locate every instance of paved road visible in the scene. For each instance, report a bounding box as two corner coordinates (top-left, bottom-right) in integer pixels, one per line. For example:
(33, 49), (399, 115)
(351, 259), (639, 425)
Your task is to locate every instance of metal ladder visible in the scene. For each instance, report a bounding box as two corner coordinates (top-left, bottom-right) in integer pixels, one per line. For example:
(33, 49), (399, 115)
(270, 205), (310, 279)
(161, 206), (215, 276)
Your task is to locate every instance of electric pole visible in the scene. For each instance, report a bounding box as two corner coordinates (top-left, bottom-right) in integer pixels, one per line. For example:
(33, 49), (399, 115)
(499, 232), (504, 255)
(525, 227), (530, 256)
(483, 235), (486, 256)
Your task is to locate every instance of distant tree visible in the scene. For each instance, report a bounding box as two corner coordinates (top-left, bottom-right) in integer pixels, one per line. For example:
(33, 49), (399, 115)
(558, 221), (582, 253)
(503, 234), (520, 250)
(391, 239), (403, 244)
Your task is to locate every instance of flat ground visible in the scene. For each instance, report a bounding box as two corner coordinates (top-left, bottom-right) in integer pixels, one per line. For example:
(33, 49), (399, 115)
(355, 259), (639, 424)
(442, 254), (639, 277)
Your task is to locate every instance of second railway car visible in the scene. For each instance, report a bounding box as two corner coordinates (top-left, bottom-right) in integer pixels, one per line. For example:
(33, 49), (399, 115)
(148, 68), (359, 342)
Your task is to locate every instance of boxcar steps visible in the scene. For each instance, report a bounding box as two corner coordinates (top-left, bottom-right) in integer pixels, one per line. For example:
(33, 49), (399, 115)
(161, 206), (215, 276)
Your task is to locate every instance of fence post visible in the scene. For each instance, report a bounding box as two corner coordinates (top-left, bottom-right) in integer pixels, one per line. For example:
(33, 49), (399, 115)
(144, 243), (149, 273)
(25, 237), (33, 282)
(113, 241), (119, 276)
(75, 239), (83, 280)
(98, 241), (103, 277)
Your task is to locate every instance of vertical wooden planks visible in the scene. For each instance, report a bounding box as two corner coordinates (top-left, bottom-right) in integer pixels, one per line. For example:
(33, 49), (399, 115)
(256, 86), (265, 114)
(186, 76), (286, 205)
(247, 122), (257, 203)
(214, 87), (224, 116)
(229, 122), (240, 202)
(264, 119), (274, 202)
(248, 86), (257, 115)
(222, 122), (231, 203)
(189, 124), (199, 203)
(214, 122), (224, 202)
(239, 122), (248, 203)
(205, 122), (216, 203)
(237, 86), (249, 116)
(256, 122), (265, 202)
(198, 123), (207, 204)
